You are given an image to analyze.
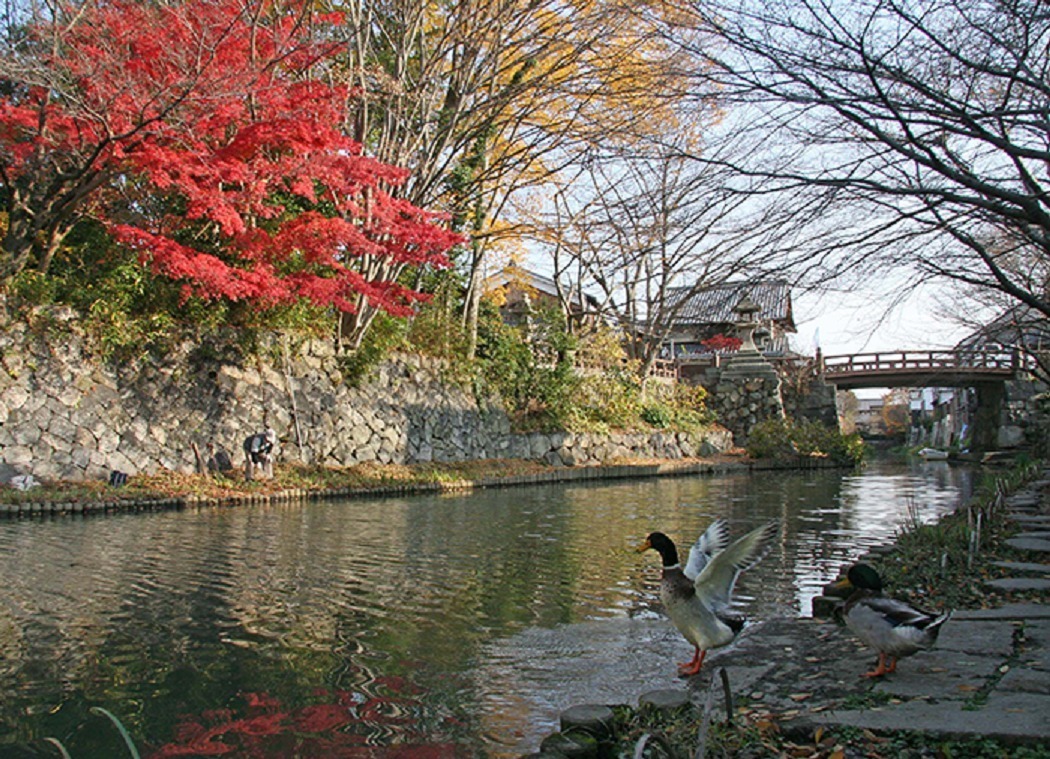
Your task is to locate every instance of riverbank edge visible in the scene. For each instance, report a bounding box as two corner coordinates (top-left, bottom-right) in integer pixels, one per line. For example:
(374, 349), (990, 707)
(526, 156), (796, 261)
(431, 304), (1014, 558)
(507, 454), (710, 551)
(527, 461), (1050, 758)
(0, 454), (841, 517)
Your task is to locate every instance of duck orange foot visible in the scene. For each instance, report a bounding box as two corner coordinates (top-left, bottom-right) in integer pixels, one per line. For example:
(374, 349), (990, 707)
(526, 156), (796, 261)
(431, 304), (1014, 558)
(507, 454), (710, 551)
(677, 647), (707, 677)
(863, 652), (897, 678)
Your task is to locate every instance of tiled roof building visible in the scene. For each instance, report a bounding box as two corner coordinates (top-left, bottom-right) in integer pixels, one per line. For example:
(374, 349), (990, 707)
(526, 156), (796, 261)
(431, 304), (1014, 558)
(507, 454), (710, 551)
(663, 279), (796, 357)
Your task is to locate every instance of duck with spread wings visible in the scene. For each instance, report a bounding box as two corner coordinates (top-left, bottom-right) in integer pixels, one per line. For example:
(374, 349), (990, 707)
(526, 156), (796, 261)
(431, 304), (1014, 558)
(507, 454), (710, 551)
(637, 520), (778, 676)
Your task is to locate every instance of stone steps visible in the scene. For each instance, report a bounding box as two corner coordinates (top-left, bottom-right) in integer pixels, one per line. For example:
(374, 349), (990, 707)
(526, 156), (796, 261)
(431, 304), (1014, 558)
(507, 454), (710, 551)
(984, 477), (1050, 592)
(992, 560), (1050, 574)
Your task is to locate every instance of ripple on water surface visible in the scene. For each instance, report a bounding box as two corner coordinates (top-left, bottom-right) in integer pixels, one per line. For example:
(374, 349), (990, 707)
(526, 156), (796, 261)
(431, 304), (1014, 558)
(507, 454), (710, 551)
(0, 459), (971, 757)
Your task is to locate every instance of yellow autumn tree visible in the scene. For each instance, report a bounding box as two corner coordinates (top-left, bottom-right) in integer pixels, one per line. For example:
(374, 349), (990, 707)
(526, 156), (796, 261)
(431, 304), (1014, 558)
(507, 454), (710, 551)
(881, 389), (912, 439)
(337, 0), (703, 352)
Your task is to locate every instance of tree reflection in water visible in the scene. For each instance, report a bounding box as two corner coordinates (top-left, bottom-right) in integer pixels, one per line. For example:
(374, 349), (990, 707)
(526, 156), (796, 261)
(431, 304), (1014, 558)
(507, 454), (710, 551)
(149, 682), (468, 758)
(0, 458), (972, 758)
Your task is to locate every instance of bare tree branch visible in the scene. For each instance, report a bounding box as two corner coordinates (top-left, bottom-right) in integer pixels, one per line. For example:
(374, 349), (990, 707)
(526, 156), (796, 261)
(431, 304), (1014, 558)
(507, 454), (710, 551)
(661, 0), (1050, 323)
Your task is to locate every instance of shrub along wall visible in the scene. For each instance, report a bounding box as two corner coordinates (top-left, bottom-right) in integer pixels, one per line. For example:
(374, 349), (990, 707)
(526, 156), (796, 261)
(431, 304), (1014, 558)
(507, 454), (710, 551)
(0, 314), (731, 482)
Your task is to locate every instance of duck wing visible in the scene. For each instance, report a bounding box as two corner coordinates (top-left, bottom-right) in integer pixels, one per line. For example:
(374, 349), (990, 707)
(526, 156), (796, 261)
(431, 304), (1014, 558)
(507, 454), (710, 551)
(694, 522), (777, 611)
(683, 519), (730, 582)
(859, 596), (949, 630)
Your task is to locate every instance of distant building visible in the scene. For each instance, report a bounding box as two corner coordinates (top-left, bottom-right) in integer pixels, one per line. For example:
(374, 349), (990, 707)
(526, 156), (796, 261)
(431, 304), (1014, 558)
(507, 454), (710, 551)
(952, 305), (1046, 450)
(954, 304), (1050, 355)
(907, 386), (971, 450)
(483, 265), (601, 329)
(853, 396), (885, 435)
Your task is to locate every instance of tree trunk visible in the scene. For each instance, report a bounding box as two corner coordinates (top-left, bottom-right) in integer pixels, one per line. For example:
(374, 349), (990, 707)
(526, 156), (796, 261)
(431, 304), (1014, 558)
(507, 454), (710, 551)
(0, 211), (38, 281)
(462, 240), (485, 360)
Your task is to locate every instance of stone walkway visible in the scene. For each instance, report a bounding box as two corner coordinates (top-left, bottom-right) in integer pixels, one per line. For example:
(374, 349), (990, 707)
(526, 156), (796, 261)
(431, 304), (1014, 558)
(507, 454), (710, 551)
(688, 478), (1050, 747)
(694, 604), (1050, 746)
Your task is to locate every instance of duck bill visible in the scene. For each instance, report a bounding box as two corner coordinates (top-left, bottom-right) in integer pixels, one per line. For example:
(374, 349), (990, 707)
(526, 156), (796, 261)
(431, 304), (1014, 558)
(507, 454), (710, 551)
(830, 578), (853, 592)
(635, 538), (652, 553)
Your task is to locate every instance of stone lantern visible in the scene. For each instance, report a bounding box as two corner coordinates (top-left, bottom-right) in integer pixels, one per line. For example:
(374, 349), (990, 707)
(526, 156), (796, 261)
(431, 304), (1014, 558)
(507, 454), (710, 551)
(713, 291), (785, 445)
(720, 293), (775, 380)
(733, 294), (762, 354)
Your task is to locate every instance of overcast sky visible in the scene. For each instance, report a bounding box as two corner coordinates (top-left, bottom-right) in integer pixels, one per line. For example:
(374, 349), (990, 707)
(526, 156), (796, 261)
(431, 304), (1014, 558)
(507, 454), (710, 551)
(790, 283), (978, 400)
(791, 281), (973, 359)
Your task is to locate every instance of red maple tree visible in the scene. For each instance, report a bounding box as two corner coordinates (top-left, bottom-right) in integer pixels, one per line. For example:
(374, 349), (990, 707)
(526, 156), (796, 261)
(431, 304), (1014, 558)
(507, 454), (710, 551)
(0, 0), (459, 317)
(701, 333), (742, 353)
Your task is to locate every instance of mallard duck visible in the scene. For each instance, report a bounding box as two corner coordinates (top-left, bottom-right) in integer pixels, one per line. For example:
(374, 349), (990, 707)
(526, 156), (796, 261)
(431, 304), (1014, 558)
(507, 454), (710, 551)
(833, 563), (952, 678)
(637, 520), (777, 676)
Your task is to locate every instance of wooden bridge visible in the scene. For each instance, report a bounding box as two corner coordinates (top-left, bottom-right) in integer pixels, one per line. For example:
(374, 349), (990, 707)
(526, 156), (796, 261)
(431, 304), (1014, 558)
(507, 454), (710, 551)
(821, 348), (1025, 389)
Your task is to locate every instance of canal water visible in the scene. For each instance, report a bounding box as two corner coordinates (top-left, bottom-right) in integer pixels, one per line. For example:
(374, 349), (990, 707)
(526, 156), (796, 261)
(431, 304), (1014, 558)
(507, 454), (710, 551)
(0, 458), (972, 758)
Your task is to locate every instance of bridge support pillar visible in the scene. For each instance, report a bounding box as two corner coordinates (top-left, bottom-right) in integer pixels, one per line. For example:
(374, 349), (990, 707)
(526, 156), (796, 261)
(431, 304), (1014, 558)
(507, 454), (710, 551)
(971, 382), (1005, 453)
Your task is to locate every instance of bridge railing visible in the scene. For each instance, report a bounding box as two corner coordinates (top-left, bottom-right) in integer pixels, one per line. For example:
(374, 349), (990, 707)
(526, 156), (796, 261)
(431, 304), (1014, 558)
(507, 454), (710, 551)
(822, 349), (1020, 377)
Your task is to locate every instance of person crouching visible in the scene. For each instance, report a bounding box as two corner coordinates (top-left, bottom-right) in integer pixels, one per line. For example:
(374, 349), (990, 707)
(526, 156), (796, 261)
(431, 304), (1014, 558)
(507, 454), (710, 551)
(244, 428), (278, 481)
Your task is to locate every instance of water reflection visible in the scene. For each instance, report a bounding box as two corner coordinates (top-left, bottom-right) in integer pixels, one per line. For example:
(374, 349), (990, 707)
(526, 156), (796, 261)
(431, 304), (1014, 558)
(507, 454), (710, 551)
(0, 459), (971, 757)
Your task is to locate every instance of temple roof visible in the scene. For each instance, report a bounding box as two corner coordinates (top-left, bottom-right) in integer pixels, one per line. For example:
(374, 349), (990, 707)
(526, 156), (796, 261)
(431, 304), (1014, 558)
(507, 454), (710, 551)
(665, 280), (795, 331)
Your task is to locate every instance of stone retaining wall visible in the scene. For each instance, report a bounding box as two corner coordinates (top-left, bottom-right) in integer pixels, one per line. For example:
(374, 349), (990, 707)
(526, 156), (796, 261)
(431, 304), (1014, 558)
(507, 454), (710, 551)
(711, 375), (785, 446)
(0, 314), (731, 482)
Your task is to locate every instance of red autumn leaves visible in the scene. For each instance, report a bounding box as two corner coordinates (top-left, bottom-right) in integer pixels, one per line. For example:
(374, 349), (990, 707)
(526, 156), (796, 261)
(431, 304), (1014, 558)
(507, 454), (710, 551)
(0, 0), (460, 315)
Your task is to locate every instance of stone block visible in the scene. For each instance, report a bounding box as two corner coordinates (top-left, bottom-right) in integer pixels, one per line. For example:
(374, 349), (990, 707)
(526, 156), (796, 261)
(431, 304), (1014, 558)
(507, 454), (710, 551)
(106, 450), (138, 475)
(998, 667), (1050, 694)
(1006, 494), (1041, 510)
(33, 460), (63, 480)
(992, 561), (1050, 574)
(3, 385), (29, 410)
(71, 448), (91, 471)
(353, 445), (377, 463)
(985, 577), (1050, 592)
(953, 604), (1050, 621)
(50, 449), (73, 469)
(529, 433), (551, 459)
(872, 649), (998, 699)
(1020, 620), (1050, 657)
(349, 425), (371, 446)
(999, 425), (1026, 448)
(4, 445), (34, 465)
(11, 422), (42, 446)
(75, 424), (98, 449)
(413, 443), (433, 462)
(559, 704), (615, 738)
(55, 384), (82, 408)
(540, 731), (597, 758)
(557, 448), (578, 466)
(378, 435), (401, 458)
(97, 430), (120, 455)
(48, 416), (78, 444)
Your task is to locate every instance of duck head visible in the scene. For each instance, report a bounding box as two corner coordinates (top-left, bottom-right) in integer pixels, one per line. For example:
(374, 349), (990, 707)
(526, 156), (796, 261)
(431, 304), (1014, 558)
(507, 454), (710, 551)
(636, 531), (679, 567)
(832, 563), (884, 593)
